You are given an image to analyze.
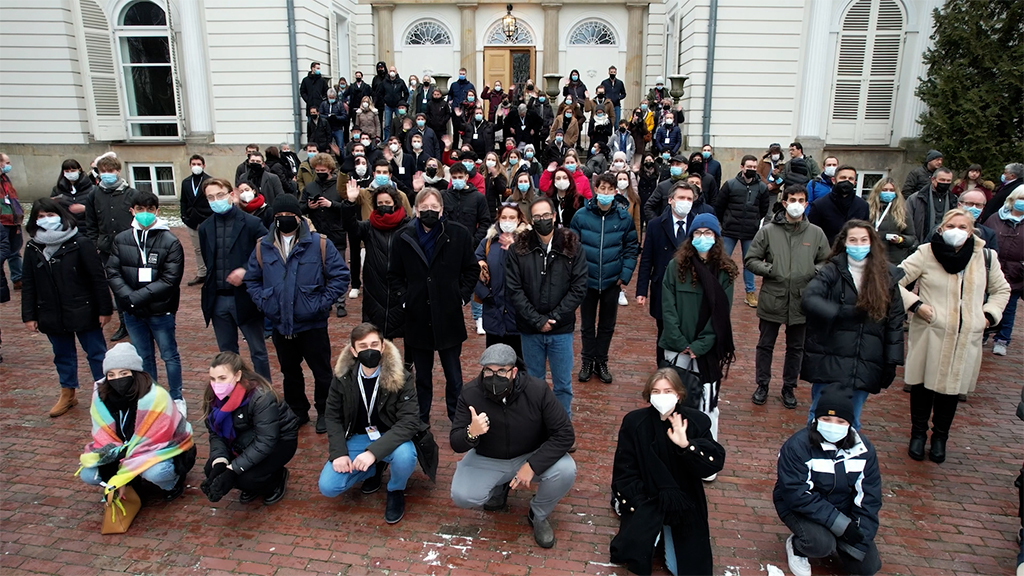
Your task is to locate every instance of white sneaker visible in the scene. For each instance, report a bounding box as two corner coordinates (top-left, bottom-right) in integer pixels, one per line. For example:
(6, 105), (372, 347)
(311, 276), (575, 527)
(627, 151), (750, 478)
(618, 292), (628, 306)
(786, 535), (811, 576)
(349, 288), (360, 299)
(993, 342), (1007, 356)
(174, 398), (187, 419)
(702, 473), (717, 482)
(475, 317), (486, 335)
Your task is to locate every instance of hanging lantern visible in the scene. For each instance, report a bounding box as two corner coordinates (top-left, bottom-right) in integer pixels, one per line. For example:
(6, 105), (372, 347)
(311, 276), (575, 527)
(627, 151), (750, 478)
(502, 4), (518, 41)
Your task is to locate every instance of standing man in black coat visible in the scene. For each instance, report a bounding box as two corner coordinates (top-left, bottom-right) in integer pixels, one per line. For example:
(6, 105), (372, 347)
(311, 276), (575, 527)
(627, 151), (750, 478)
(599, 66), (627, 124)
(441, 162), (491, 246)
(180, 154), (212, 286)
(714, 155), (770, 308)
(242, 152), (284, 206)
(808, 165), (870, 245)
(299, 61), (328, 119)
(503, 103), (542, 149)
(344, 70), (373, 132)
(390, 188), (478, 424)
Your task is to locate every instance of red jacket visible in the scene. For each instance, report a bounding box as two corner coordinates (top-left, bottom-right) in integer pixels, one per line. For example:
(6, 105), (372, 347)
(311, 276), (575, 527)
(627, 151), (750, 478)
(538, 167), (593, 199)
(0, 174), (20, 227)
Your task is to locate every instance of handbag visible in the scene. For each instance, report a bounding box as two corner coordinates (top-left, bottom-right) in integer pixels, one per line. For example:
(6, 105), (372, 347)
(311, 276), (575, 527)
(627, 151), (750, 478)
(658, 353), (704, 410)
(100, 485), (141, 535)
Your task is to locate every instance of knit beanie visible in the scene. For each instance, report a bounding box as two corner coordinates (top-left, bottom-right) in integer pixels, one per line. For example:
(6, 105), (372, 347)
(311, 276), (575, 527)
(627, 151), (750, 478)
(814, 384), (856, 424)
(925, 149), (943, 163)
(690, 213), (721, 237)
(273, 193), (302, 215)
(103, 342), (145, 374)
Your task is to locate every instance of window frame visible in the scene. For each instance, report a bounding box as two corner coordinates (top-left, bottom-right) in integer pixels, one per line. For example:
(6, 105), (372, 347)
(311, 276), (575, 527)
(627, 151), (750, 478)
(567, 20), (618, 47)
(858, 170), (889, 197)
(128, 163), (177, 198)
(404, 19), (453, 47)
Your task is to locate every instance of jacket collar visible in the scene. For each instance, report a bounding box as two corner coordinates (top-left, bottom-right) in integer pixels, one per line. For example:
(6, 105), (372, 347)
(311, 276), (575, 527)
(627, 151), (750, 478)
(333, 340), (406, 393)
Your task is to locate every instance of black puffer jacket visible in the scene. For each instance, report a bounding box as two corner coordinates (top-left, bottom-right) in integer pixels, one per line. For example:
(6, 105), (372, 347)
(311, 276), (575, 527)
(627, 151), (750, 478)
(206, 386), (300, 474)
(342, 201), (409, 338)
(504, 228), (588, 335)
(105, 222), (184, 317)
(714, 172), (770, 240)
(300, 175), (346, 247)
(51, 178), (95, 226)
(800, 254), (906, 394)
(441, 184), (491, 245)
(21, 232), (112, 334)
(84, 180), (139, 255)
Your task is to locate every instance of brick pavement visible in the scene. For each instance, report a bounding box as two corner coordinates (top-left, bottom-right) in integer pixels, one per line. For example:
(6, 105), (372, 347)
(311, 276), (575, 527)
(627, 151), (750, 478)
(1, 226), (1021, 576)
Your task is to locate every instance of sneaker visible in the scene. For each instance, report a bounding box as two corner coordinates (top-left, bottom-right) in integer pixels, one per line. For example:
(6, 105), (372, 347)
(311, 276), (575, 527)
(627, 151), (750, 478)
(361, 462), (387, 494)
(349, 288), (360, 299)
(618, 291), (628, 306)
(744, 292), (758, 308)
(174, 398), (187, 419)
(528, 509), (556, 549)
(483, 483), (511, 511)
(702, 473), (717, 482)
(993, 342), (1008, 356)
(751, 384), (769, 405)
(335, 304), (347, 318)
(578, 359), (594, 382)
(781, 387), (798, 409)
(263, 468), (289, 505)
(475, 317), (486, 335)
(786, 535), (811, 576)
(595, 361), (613, 384)
(385, 490), (405, 524)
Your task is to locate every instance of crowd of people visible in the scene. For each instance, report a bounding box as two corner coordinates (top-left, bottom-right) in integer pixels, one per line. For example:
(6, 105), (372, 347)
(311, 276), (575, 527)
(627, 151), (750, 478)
(1, 57), (1023, 575)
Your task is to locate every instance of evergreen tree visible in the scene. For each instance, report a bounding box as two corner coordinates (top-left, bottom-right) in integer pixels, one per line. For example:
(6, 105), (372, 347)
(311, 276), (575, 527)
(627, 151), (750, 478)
(916, 0), (1024, 178)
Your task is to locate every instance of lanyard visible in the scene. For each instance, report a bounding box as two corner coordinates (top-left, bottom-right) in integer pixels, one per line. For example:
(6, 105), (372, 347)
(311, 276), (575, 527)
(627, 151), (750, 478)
(874, 201), (892, 231)
(356, 369), (380, 419)
(191, 176), (202, 199)
(133, 228), (149, 264)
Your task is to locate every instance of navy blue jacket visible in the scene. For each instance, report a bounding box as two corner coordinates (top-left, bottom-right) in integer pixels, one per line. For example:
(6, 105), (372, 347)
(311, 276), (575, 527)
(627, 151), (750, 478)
(651, 124), (682, 155)
(199, 208), (268, 327)
(808, 193), (870, 245)
(570, 197), (640, 291)
(705, 157), (723, 191)
(474, 226), (521, 337)
(635, 202), (714, 320)
(244, 221), (350, 336)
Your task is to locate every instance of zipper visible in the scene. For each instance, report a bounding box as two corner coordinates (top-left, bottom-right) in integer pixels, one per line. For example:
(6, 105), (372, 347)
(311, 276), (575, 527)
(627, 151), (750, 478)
(599, 212), (606, 284)
(384, 230), (395, 335)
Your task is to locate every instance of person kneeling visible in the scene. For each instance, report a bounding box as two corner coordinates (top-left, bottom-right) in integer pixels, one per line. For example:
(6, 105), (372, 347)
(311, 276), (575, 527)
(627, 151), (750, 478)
(318, 323), (426, 524)
(78, 343), (196, 503)
(200, 352), (300, 505)
(450, 344), (576, 549)
(774, 384), (882, 576)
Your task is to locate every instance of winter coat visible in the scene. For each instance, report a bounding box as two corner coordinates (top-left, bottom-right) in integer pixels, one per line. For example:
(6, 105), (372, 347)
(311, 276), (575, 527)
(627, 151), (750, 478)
(404, 127), (441, 161)
(51, 178), (95, 226)
(442, 184), (491, 245)
(326, 340), (426, 461)
(808, 193), (870, 245)
(548, 115), (580, 148)
(21, 232), (112, 334)
(644, 176), (709, 222)
(242, 170), (284, 206)
(462, 118), (495, 159)
(207, 386), (301, 473)
(902, 163), (933, 198)
(299, 72), (329, 114)
(570, 197), (640, 291)
(906, 186), (957, 245)
(807, 176), (834, 205)
(307, 116), (334, 152)
(106, 221), (184, 317)
(412, 83), (434, 114)
(179, 173), (212, 230)
(353, 106), (381, 141)
(448, 78), (476, 108)
(715, 172), (770, 241)
(898, 240), (1011, 395)
(483, 172), (508, 218)
(343, 80), (373, 114)
(505, 227), (588, 335)
(479, 86), (506, 122)
(0, 173), (21, 227)
(872, 202), (918, 265)
(659, 260), (734, 357)
(636, 209), (712, 320)
(782, 157), (812, 188)
(342, 201), (409, 338)
(391, 220), (478, 350)
(198, 208), (268, 327)
(296, 161), (315, 195)
(244, 221), (350, 336)
(474, 224), (527, 337)
(84, 180), (139, 255)
(651, 124), (682, 155)
(599, 77), (627, 106)
(984, 211), (1023, 291)
(562, 79), (587, 103)
(318, 98), (348, 131)
(504, 110), (543, 148)
(380, 77), (409, 109)
(425, 98), (452, 137)
(300, 176), (345, 247)
(745, 212), (831, 324)
(450, 370), (575, 474)
(610, 406), (723, 576)
(539, 166), (592, 199)
(981, 178), (1023, 224)
(801, 255), (906, 394)
(609, 131), (636, 164)
(530, 98), (556, 137)
(585, 153), (609, 179)
(705, 158), (723, 191)
(540, 141), (570, 169)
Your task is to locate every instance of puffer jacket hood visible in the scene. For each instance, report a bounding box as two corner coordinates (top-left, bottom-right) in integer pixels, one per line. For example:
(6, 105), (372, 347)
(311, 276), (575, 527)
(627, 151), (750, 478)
(333, 338), (406, 394)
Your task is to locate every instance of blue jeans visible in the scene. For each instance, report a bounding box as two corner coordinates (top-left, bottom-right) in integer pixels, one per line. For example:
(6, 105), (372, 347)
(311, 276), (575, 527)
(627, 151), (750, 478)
(520, 332), (574, 417)
(722, 236), (755, 293)
(80, 460), (178, 491)
(471, 300), (483, 320)
(3, 225), (23, 282)
(613, 105), (621, 125)
(807, 383), (870, 430)
(211, 295), (272, 381)
(332, 129), (346, 150)
(47, 328), (106, 389)
(383, 106), (397, 139)
(996, 289), (1022, 344)
(662, 525), (678, 576)
(123, 313), (182, 400)
(318, 434), (417, 496)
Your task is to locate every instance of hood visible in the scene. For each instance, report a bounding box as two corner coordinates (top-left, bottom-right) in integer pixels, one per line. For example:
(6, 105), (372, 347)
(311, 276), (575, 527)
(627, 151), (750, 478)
(375, 61), (387, 76)
(333, 339), (407, 393)
(131, 217), (171, 232)
(771, 209), (808, 231)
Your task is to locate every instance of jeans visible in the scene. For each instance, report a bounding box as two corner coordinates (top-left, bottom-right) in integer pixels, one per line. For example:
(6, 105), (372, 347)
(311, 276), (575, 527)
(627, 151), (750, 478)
(909, 384), (959, 439)
(721, 236), (755, 293)
(780, 511), (882, 575)
(81, 460), (178, 491)
(580, 285), (621, 362)
(205, 437), (297, 495)
(187, 227), (206, 277)
(613, 105), (621, 125)
(662, 525), (678, 576)
(755, 319), (805, 390)
(47, 328), (106, 389)
(471, 300), (483, 321)
(383, 106), (397, 139)
(124, 313), (183, 400)
(408, 344), (463, 423)
(3, 224), (23, 282)
(451, 449), (576, 522)
(521, 332), (574, 417)
(318, 435), (418, 496)
(211, 295), (271, 381)
(996, 288), (1022, 344)
(807, 383), (870, 430)
(272, 327), (333, 419)
(332, 129), (346, 150)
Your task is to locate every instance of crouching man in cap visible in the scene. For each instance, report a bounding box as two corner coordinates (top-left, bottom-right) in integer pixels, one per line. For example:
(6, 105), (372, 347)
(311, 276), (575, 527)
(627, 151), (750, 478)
(450, 344), (576, 548)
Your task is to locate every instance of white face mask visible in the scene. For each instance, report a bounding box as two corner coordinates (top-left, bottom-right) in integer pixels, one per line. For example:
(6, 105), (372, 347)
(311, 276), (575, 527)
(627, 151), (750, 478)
(650, 393), (679, 415)
(485, 160), (497, 168)
(617, 180), (629, 190)
(355, 165), (367, 177)
(191, 165), (204, 176)
(499, 220), (517, 233)
(771, 154), (781, 162)
(786, 202), (805, 218)
(672, 200), (692, 217)
(389, 143), (400, 153)
(942, 228), (969, 247)
(612, 161), (625, 170)
(64, 171), (80, 182)
(816, 420), (850, 444)
(412, 142), (422, 150)
(824, 165), (837, 177)
(554, 179), (570, 191)
(361, 139), (371, 147)
(240, 190), (255, 203)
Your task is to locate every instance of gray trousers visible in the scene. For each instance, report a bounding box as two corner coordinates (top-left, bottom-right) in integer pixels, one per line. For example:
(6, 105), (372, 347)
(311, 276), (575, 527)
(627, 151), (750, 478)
(188, 227), (206, 277)
(450, 449), (576, 522)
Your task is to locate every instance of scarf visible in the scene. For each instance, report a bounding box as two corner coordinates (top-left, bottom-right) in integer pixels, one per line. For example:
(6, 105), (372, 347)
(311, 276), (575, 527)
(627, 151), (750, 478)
(1000, 205), (1024, 224)
(369, 205), (406, 230)
(930, 231), (975, 274)
(79, 381), (193, 494)
(206, 385), (251, 445)
(242, 194), (265, 213)
(33, 226), (78, 260)
(416, 218), (442, 262)
(692, 255), (736, 390)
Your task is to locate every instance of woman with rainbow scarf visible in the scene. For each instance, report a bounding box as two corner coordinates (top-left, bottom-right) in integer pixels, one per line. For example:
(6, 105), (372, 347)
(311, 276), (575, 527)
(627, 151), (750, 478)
(78, 343), (195, 501)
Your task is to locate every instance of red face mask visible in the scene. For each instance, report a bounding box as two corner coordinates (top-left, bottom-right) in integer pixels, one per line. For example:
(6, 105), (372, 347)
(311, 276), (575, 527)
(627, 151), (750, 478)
(506, 144), (514, 151)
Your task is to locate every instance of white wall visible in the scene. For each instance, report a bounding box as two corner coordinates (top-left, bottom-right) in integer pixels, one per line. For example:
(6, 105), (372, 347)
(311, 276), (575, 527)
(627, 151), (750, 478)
(558, 6), (627, 89)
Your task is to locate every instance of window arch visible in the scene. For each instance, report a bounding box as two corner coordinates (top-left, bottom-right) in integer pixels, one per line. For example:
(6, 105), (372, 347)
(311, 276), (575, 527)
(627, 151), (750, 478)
(568, 20), (617, 46)
(116, 1), (179, 137)
(485, 21), (534, 45)
(405, 20), (453, 46)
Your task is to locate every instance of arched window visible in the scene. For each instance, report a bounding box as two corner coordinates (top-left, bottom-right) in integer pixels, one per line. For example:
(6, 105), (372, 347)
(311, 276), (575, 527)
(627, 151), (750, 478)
(485, 21), (534, 45)
(116, 1), (179, 138)
(568, 20), (616, 46)
(405, 20), (452, 46)
(828, 0), (905, 145)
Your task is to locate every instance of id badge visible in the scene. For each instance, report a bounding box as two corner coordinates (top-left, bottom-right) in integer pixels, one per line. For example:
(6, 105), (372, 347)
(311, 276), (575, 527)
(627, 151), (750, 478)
(664, 137), (671, 145)
(366, 426), (381, 441)
(138, 267), (153, 282)
(472, 133), (479, 140)
(398, 167), (406, 175)
(2, 197), (9, 204)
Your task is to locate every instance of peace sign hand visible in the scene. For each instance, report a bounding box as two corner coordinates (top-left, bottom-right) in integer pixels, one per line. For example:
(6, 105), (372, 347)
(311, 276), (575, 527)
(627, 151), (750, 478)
(667, 413), (689, 449)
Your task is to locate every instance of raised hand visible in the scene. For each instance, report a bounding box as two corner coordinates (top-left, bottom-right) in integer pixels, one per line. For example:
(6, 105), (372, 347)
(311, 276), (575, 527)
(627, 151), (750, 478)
(667, 413), (689, 449)
(346, 178), (360, 202)
(468, 406), (490, 437)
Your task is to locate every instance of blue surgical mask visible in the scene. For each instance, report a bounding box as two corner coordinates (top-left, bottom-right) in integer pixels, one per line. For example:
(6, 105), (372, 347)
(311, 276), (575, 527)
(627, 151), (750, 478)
(538, 96), (546, 103)
(571, 75), (579, 81)
(963, 206), (982, 220)
(596, 193), (615, 206)
(328, 98), (336, 104)
(879, 191), (896, 203)
(1001, 174), (1007, 183)
(467, 96), (475, 103)
(99, 173), (118, 186)
(692, 235), (715, 253)
(661, 153), (671, 161)
(458, 74), (466, 81)
(209, 199), (232, 214)
(525, 152), (534, 159)
(816, 420), (850, 444)
(475, 114), (483, 122)
(416, 120), (425, 128)
(564, 163), (576, 173)
(373, 174), (390, 187)
(517, 182), (530, 193)
(641, 104), (648, 112)
(1014, 200), (1024, 212)
(36, 215), (63, 231)
(462, 161), (474, 171)
(1, 165), (11, 174)
(670, 166), (683, 177)
(314, 69), (321, 75)
(555, 136), (563, 144)
(702, 151), (711, 159)
(846, 244), (870, 261)
(565, 112), (573, 119)
(452, 179), (466, 190)
(509, 157), (519, 165)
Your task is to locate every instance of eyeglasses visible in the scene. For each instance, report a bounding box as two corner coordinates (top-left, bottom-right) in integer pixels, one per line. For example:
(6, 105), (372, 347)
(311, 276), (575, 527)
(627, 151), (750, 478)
(959, 200), (985, 209)
(482, 367), (514, 378)
(692, 230), (716, 238)
(207, 191), (231, 201)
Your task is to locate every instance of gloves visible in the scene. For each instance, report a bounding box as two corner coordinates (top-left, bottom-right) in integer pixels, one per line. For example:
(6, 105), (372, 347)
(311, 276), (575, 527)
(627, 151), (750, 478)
(880, 364), (897, 389)
(199, 462), (226, 499)
(203, 467), (236, 502)
(842, 521), (866, 546)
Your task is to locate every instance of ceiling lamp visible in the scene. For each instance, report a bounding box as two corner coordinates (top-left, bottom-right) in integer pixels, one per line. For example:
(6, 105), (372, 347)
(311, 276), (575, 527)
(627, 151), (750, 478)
(502, 4), (518, 41)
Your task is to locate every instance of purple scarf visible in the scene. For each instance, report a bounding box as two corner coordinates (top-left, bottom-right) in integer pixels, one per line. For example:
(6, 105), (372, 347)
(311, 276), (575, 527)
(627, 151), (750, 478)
(206, 388), (251, 444)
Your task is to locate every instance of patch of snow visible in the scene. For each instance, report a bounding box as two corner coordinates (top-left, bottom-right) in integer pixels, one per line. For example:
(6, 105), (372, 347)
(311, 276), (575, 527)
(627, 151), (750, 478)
(766, 564), (785, 576)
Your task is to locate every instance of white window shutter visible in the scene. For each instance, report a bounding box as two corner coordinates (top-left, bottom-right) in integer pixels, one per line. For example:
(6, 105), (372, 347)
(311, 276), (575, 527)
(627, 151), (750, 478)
(73, 0), (127, 141)
(329, 12), (339, 82)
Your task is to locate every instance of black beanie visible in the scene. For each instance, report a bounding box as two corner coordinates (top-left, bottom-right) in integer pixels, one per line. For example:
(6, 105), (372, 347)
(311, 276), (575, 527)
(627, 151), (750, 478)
(814, 384), (855, 424)
(273, 193), (302, 215)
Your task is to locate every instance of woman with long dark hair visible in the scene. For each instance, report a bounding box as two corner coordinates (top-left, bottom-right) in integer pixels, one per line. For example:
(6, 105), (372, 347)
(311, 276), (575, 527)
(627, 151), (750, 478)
(50, 159), (95, 225)
(866, 177), (917, 264)
(801, 220), (906, 430)
(510, 172), (537, 223)
(475, 204), (529, 357)
(546, 167), (581, 228)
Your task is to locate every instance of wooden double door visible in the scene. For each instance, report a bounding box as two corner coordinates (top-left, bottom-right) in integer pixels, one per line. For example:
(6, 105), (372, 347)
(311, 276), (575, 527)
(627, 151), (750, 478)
(482, 47), (535, 114)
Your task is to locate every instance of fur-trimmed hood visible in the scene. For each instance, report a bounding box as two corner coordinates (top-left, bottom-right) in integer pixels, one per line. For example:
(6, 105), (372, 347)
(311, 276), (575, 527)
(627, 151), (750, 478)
(333, 339), (406, 393)
(485, 221), (531, 241)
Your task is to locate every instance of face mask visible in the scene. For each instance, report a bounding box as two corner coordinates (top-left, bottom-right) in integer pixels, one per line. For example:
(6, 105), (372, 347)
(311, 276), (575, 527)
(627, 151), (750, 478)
(554, 179), (570, 191)
(376, 204), (395, 215)
(310, 113), (318, 119)
(65, 171), (80, 182)
(816, 420), (850, 444)
(458, 74), (466, 81)
(596, 94), (605, 100)
(612, 162), (626, 170)
(210, 199), (232, 214)
(339, 84), (347, 90)
(962, 206), (982, 220)
(555, 136), (563, 144)
(532, 217), (555, 236)
(36, 215), (63, 231)
(357, 348), (382, 368)
(596, 193), (615, 206)
(361, 138), (371, 147)
(462, 161), (474, 171)
(664, 118), (673, 125)
(514, 182), (530, 193)
(565, 99), (573, 106)
(418, 166), (434, 178)
(692, 235), (715, 253)
(571, 75), (579, 82)
(644, 161), (655, 168)
(134, 211), (156, 228)
(564, 163), (577, 173)
(467, 96), (475, 103)
(416, 119), (425, 128)
(702, 151), (711, 159)
(662, 153), (671, 161)
(846, 244), (870, 261)
(361, 103), (369, 110)
(834, 181), (856, 197)
(397, 109), (406, 116)
(328, 98), (336, 104)
(823, 165), (837, 178)
(538, 96), (546, 103)
(591, 147), (598, 155)
(564, 112), (573, 119)
(99, 173), (118, 186)
(1002, 174), (1008, 183)
(656, 84), (664, 90)
(276, 215), (299, 233)
(879, 191), (896, 203)
(240, 190), (255, 203)
(509, 157), (519, 166)
(389, 72), (396, 78)
(672, 200), (692, 217)
(494, 85), (501, 91)
(106, 375), (134, 397)
(482, 373), (513, 398)
(485, 160), (496, 169)
(670, 166), (683, 178)
(744, 169), (757, 179)
(317, 172), (331, 184)
(1014, 200), (1024, 212)
(389, 143), (400, 153)
(419, 209), (440, 227)
(355, 165), (368, 177)
(942, 228), (969, 247)
(786, 202), (805, 218)
(499, 220), (517, 234)
(473, 113), (483, 123)
(619, 126), (627, 133)
(314, 69), (321, 75)
(371, 174), (392, 188)
(210, 381), (236, 400)
(770, 154), (780, 162)
(641, 104), (648, 112)
(649, 393), (678, 415)
(935, 182), (951, 194)
(248, 163), (264, 176)
(525, 152), (534, 159)
(609, 73), (616, 80)
(452, 179), (466, 190)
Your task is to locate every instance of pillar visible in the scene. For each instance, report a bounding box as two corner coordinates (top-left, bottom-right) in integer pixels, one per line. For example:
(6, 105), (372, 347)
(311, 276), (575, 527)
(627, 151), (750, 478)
(795, 0), (830, 146)
(177, 0), (212, 138)
(374, 3), (395, 65)
(624, 3), (647, 111)
(542, 3), (560, 75)
(457, 3), (478, 81)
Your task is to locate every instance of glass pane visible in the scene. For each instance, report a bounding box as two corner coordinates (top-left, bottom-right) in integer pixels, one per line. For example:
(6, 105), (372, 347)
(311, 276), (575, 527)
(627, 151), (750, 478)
(131, 123), (179, 137)
(135, 181), (154, 194)
(121, 37), (170, 64)
(157, 181), (175, 196)
(155, 166), (174, 181)
(861, 173), (883, 197)
(123, 1), (167, 26)
(132, 166), (151, 181)
(124, 65), (176, 116)
(512, 52), (532, 92)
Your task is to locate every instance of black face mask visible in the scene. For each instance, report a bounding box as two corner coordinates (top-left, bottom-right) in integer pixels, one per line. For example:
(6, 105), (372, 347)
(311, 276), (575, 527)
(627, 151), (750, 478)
(481, 372), (512, 398)
(419, 210), (440, 228)
(310, 113), (318, 119)
(316, 172), (329, 183)
(357, 348), (382, 368)
(107, 375), (134, 397)
(376, 204), (395, 215)
(276, 215), (299, 233)
(248, 163), (264, 176)
(618, 126), (627, 133)
(609, 74), (616, 80)
(643, 161), (655, 168)
(935, 182), (951, 194)
(834, 180), (856, 197)
(425, 166), (438, 177)
(533, 217), (554, 236)
(744, 169), (757, 180)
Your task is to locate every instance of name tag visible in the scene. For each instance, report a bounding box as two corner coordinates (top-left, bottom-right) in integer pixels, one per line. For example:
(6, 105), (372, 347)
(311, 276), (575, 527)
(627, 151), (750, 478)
(138, 268), (153, 283)
(664, 138), (671, 144)
(366, 426), (381, 440)
(398, 167), (406, 175)
(472, 134), (479, 140)
(2, 197), (9, 204)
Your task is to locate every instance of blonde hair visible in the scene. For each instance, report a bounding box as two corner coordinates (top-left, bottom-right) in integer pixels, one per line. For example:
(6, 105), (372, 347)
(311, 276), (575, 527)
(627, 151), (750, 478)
(415, 187), (444, 209)
(938, 208), (975, 234)
(867, 177), (907, 229)
(309, 153), (336, 171)
(1006, 188), (1024, 210)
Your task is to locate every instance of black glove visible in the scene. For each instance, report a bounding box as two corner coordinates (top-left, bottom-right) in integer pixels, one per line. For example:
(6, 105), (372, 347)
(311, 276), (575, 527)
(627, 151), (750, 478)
(204, 469), (237, 502)
(842, 521), (866, 546)
(880, 364), (897, 389)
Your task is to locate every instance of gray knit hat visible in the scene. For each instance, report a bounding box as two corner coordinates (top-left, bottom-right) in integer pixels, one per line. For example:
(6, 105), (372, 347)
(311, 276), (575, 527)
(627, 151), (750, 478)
(479, 344), (517, 367)
(103, 342), (144, 374)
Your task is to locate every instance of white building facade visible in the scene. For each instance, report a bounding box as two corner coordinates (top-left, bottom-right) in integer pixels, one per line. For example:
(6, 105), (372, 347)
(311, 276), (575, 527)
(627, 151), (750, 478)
(0, 0), (938, 198)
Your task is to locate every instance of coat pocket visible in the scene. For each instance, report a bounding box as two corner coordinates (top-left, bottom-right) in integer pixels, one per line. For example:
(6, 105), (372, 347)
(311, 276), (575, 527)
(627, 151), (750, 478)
(295, 284), (326, 322)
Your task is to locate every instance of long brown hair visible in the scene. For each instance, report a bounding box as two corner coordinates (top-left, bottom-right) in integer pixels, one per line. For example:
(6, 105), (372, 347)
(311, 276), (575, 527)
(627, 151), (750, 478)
(829, 220), (891, 322)
(867, 177), (907, 229)
(201, 352), (279, 418)
(674, 235), (739, 285)
(98, 371), (153, 403)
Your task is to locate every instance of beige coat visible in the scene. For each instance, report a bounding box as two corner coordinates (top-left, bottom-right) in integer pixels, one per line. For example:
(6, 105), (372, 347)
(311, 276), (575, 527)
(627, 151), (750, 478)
(899, 241), (1011, 395)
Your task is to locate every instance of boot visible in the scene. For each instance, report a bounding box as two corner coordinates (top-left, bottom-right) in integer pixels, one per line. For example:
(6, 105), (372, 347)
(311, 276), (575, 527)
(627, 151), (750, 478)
(928, 433), (947, 464)
(49, 388), (78, 417)
(907, 434), (926, 461)
(578, 359), (594, 382)
(111, 310), (129, 342)
(361, 462), (388, 494)
(595, 361), (613, 384)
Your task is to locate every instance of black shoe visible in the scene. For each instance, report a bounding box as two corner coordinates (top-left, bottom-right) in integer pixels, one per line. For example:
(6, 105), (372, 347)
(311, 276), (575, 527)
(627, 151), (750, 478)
(595, 361), (613, 384)
(751, 385), (769, 405)
(928, 435), (947, 464)
(385, 490), (405, 524)
(528, 509), (556, 549)
(111, 324), (129, 342)
(957, 393), (967, 402)
(908, 435), (926, 461)
(903, 383), (913, 393)
(578, 359), (594, 382)
(239, 491), (260, 504)
(187, 275), (206, 287)
(263, 468), (288, 505)
(336, 304), (347, 318)
(483, 483), (511, 511)
(163, 475), (187, 501)
(781, 387), (797, 409)
(296, 412), (311, 427)
(361, 462), (388, 494)
(315, 414), (327, 434)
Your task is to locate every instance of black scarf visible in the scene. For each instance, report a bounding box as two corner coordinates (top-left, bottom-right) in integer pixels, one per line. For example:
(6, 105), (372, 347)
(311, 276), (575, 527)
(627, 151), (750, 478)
(692, 255), (736, 387)
(930, 230), (975, 274)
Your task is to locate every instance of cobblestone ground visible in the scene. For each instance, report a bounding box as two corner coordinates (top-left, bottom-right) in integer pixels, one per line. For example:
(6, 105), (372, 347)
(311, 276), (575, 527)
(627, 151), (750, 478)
(1, 227), (1021, 576)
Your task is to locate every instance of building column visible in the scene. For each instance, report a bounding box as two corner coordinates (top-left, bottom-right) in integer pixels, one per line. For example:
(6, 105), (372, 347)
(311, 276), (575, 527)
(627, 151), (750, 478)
(457, 3), (478, 80)
(795, 0), (830, 148)
(374, 3), (395, 65)
(625, 3), (647, 111)
(542, 3), (560, 75)
(177, 0), (213, 138)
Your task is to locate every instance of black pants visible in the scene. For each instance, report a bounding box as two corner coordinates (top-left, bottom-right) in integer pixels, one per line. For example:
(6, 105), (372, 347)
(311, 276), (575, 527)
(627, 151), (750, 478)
(204, 437), (297, 495)
(408, 344), (463, 424)
(272, 326), (333, 418)
(347, 227), (361, 289)
(580, 286), (621, 362)
(781, 512), (881, 575)
(909, 385), (959, 439)
(655, 316), (665, 366)
(755, 319), (806, 390)
(486, 333), (522, 360)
